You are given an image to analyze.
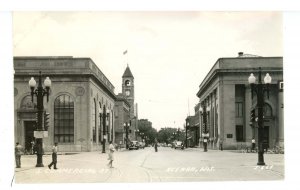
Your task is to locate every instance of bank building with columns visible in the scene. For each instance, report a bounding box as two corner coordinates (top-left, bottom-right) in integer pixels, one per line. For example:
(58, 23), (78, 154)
(195, 52), (283, 150)
(14, 56), (137, 152)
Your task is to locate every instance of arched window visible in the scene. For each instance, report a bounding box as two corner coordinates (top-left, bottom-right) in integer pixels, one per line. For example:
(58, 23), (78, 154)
(20, 95), (37, 109)
(92, 99), (96, 143)
(254, 103), (273, 118)
(264, 103), (272, 117)
(99, 102), (102, 143)
(54, 95), (74, 143)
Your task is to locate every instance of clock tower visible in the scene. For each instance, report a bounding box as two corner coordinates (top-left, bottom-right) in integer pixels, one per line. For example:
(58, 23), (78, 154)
(122, 65), (135, 118)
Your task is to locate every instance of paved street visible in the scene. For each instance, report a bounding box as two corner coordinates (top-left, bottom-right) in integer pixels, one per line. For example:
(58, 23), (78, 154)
(14, 147), (284, 183)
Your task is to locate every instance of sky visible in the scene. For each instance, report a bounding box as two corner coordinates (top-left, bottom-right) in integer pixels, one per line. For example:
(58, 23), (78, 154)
(13, 11), (283, 130)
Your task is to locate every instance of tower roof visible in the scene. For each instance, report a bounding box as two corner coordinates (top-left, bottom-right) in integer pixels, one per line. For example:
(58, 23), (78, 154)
(122, 65), (134, 78)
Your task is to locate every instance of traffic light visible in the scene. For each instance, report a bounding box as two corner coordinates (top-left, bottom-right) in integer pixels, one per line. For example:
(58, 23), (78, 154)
(250, 109), (256, 122)
(44, 112), (50, 131)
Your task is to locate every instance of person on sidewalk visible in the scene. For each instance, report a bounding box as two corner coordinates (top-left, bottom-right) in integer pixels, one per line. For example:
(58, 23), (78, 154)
(251, 138), (256, 152)
(15, 142), (23, 168)
(219, 139), (223, 151)
(154, 138), (158, 152)
(48, 142), (58, 169)
(30, 140), (35, 155)
(107, 141), (115, 168)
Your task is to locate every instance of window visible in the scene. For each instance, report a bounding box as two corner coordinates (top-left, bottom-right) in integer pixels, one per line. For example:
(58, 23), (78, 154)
(92, 99), (96, 143)
(263, 103), (272, 117)
(236, 125), (244, 142)
(235, 102), (243, 117)
(54, 95), (74, 143)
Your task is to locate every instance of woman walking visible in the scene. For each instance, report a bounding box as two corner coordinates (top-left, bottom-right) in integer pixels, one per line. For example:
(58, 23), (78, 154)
(107, 141), (115, 168)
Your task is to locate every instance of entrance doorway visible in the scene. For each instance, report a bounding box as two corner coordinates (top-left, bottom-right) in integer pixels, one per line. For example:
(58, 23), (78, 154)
(263, 126), (269, 150)
(24, 121), (36, 154)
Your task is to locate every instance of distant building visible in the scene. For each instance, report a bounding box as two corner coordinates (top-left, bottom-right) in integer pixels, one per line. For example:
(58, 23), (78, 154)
(114, 93), (131, 147)
(14, 56), (116, 152)
(196, 52), (283, 150)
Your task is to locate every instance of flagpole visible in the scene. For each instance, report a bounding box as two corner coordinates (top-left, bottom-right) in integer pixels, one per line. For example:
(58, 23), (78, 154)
(123, 50), (128, 66)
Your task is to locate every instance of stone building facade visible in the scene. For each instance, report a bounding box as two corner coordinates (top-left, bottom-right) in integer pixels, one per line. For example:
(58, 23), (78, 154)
(114, 94), (132, 147)
(196, 53), (283, 150)
(14, 56), (116, 152)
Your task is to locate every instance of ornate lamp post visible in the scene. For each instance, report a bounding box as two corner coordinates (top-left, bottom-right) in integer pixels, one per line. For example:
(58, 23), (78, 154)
(100, 107), (110, 153)
(248, 67), (272, 165)
(200, 104), (209, 152)
(29, 71), (51, 167)
(135, 129), (139, 140)
(124, 122), (130, 149)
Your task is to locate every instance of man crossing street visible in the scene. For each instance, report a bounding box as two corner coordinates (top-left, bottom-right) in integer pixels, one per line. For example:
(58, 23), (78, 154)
(48, 142), (58, 169)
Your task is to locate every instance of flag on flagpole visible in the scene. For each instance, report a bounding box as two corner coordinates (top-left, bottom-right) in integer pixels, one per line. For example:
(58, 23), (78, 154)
(123, 50), (127, 55)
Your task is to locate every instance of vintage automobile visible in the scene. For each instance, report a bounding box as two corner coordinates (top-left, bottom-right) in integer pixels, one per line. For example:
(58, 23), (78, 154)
(129, 141), (139, 150)
(138, 142), (145, 149)
(174, 141), (184, 149)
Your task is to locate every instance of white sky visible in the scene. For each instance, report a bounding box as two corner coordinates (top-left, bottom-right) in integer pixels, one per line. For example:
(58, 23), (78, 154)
(13, 11), (283, 130)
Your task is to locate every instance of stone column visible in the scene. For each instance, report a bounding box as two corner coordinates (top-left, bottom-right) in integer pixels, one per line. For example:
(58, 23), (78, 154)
(278, 86), (284, 147)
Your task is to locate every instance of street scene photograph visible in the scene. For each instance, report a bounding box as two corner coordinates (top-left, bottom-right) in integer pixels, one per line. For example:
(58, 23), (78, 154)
(10, 11), (285, 185)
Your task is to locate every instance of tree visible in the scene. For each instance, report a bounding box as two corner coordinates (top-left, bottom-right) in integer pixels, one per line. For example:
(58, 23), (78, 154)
(157, 127), (181, 144)
(138, 119), (158, 145)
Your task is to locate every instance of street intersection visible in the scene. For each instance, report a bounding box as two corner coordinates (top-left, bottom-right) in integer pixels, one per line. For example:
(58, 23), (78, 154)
(14, 147), (284, 183)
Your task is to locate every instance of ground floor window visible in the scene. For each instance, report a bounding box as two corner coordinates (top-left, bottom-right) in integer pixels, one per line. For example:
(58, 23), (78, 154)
(54, 94), (74, 143)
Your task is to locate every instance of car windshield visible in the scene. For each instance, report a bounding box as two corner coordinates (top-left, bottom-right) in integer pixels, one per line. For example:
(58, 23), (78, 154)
(176, 142), (182, 145)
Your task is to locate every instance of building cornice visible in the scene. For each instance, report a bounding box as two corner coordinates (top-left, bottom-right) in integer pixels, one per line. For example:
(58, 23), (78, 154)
(196, 57), (283, 98)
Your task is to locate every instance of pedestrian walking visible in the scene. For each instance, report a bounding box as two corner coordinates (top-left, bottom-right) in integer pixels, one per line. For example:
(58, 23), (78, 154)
(154, 138), (158, 152)
(219, 139), (223, 151)
(30, 140), (35, 155)
(48, 142), (58, 169)
(251, 138), (256, 152)
(107, 141), (115, 168)
(203, 137), (208, 152)
(15, 142), (23, 168)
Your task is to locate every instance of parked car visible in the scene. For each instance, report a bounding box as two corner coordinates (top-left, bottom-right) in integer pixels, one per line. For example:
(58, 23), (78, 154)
(138, 142), (145, 149)
(174, 141), (184, 149)
(129, 141), (139, 150)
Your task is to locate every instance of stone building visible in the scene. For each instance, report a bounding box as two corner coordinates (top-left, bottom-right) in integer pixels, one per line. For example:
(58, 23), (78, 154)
(196, 53), (283, 150)
(14, 56), (116, 152)
(114, 93), (131, 147)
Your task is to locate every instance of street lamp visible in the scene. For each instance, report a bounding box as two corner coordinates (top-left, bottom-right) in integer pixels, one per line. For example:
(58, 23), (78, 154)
(29, 71), (51, 167)
(185, 122), (189, 148)
(200, 104), (209, 152)
(139, 132), (144, 141)
(124, 122), (130, 149)
(99, 107), (109, 153)
(135, 129), (139, 140)
(248, 67), (272, 165)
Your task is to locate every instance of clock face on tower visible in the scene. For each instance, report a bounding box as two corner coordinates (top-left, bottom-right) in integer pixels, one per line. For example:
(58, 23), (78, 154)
(125, 80), (131, 86)
(125, 90), (130, 96)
